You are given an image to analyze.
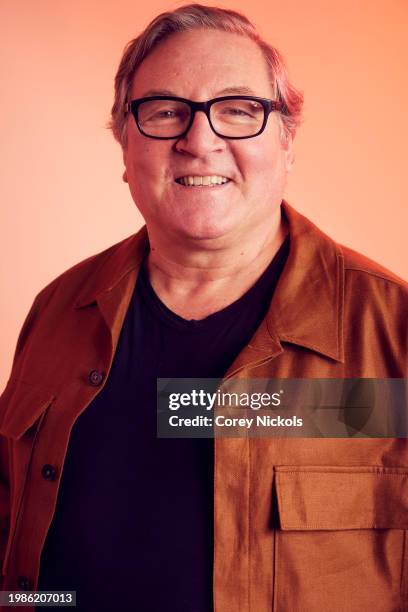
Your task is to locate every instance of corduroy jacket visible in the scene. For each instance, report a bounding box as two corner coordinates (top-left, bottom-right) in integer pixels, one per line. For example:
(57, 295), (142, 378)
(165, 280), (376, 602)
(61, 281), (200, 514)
(0, 201), (407, 611)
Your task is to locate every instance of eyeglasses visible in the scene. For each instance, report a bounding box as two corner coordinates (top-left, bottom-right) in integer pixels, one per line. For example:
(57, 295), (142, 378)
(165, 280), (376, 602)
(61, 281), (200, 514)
(125, 95), (285, 140)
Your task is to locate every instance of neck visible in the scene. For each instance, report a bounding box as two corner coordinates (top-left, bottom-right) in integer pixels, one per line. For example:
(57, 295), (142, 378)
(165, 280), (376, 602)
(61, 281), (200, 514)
(145, 207), (287, 319)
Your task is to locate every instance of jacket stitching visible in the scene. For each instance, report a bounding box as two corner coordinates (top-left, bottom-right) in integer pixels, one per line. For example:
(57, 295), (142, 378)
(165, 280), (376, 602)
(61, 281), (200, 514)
(337, 251), (345, 361)
(276, 471), (408, 475)
(344, 266), (408, 288)
(283, 523), (406, 530)
(247, 436), (250, 612)
(400, 529), (407, 606)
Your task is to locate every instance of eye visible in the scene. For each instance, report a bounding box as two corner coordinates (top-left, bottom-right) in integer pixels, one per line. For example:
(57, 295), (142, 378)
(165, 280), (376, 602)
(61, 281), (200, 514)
(138, 101), (191, 125)
(222, 107), (251, 116)
(156, 110), (177, 118)
(149, 107), (190, 123)
(213, 100), (264, 122)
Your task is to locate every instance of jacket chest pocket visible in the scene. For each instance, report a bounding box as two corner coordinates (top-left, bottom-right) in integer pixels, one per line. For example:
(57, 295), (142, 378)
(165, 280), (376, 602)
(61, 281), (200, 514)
(274, 466), (408, 612)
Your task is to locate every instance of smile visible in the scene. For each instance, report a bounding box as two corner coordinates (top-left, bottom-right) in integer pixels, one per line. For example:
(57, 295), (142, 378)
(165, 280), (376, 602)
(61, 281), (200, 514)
(175, 175), (231, 187)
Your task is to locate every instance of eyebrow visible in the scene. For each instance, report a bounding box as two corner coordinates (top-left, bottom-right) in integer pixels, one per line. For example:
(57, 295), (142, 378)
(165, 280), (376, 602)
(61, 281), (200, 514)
(141, 89), (177, 97)
(140, 86), (258, 98)
(216, 86), (258, 96)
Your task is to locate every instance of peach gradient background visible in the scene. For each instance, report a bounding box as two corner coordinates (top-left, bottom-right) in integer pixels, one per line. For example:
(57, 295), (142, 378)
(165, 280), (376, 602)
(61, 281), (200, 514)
(1, 0), (407, 390)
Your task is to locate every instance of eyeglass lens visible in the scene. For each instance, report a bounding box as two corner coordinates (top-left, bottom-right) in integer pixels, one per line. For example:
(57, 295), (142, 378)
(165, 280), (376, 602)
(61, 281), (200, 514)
(137, 98), (265, 137)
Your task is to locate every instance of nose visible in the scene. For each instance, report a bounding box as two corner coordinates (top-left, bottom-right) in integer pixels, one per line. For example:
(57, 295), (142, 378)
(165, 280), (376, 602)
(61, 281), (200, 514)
(174, 110), (227, 157)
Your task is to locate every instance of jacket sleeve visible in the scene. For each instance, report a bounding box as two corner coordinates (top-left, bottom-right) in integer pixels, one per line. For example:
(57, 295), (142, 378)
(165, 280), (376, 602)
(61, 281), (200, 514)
(7, 292), (45, 377)
(0, 437), (10, 589)
(0, 292), (46, 587)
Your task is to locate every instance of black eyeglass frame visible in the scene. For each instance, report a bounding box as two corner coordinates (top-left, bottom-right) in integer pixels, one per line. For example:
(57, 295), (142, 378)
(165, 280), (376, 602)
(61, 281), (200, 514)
(125, 95), (285, 140)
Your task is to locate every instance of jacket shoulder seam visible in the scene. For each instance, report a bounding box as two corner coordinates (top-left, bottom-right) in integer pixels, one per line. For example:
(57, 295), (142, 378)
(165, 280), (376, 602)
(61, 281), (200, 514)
(31, 233), (140, 299)
(344, 265), (407, 289)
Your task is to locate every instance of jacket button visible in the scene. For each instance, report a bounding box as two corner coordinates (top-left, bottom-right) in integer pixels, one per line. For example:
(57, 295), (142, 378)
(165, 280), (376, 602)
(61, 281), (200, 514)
(89, 369), (104, 386)
(17, 576), (31, 590)
(41, 464), (57, 481)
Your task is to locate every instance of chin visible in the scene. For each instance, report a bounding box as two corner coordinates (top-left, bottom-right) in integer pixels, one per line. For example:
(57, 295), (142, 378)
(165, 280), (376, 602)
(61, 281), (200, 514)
(175, 213), (238, 241)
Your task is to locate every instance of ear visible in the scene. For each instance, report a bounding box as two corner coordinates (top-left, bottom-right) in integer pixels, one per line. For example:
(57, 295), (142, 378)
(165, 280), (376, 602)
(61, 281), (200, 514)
(283, 133), (295, 172)
(122, 150), (128, 183)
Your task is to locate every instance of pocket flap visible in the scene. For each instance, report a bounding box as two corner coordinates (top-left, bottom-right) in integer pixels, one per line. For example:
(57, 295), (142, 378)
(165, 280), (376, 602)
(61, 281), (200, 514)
(0, 378), (55, 439)
(275, 465), (408, 530)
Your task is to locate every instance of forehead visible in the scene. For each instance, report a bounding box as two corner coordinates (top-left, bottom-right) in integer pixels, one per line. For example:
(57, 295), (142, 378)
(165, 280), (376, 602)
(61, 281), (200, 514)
(130, 29), (274, 99)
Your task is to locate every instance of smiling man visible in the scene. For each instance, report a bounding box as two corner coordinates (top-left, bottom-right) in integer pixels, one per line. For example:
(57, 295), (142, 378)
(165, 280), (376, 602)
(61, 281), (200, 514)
(0, 4), (407, 612)
(121, 27), (293, 321)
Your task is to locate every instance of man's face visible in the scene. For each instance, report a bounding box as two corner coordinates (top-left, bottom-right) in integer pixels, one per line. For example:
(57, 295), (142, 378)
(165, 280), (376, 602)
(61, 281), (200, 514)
(123, 29), (293, 242)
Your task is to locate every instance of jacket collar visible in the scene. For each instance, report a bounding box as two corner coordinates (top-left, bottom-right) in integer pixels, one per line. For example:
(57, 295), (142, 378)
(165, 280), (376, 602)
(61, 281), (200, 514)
(267, 201), (344, 362)
(74, 226), (148, 309)
(74, 201), (344, 363)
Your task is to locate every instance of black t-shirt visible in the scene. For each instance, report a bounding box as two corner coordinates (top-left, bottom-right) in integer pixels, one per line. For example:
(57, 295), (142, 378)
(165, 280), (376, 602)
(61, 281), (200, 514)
(37, 236), (289, 612)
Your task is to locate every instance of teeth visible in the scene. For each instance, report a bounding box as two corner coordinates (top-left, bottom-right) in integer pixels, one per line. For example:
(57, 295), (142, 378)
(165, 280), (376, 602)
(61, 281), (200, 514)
(176, 175), (230, 186)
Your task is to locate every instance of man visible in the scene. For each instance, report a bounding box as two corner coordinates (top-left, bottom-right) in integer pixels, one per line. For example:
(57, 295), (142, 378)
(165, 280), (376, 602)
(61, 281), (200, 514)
(0, 4), (407, 611)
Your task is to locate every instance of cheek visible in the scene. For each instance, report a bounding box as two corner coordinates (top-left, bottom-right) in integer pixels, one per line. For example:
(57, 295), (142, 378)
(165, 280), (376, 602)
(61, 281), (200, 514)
(125, 146), (175, 218)
(125, 127), (169, 175)
(128, 143), (154, 175)
(235, 120), (285, 171)
(126, 145), (170, 196)
(238, 142), (286, 186)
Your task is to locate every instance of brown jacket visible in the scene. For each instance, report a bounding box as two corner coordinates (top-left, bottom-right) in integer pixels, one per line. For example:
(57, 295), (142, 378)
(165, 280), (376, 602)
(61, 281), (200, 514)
(0, 202), (407, 611)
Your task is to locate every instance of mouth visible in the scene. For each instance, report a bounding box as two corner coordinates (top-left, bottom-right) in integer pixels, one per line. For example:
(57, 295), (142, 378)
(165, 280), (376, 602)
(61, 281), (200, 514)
(174, 175), (231, 187)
